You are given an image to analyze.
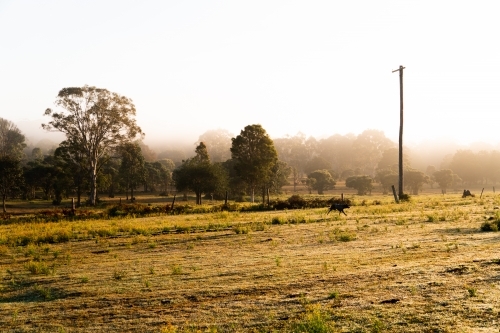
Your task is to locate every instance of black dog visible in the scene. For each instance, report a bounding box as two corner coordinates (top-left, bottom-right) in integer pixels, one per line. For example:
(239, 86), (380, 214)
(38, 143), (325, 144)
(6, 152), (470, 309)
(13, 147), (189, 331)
(327, 203), (350, 216)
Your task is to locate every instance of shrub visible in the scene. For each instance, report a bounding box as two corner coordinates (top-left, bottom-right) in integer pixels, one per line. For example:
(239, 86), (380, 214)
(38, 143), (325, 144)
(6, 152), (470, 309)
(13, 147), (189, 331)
(481, 220), (500, 232)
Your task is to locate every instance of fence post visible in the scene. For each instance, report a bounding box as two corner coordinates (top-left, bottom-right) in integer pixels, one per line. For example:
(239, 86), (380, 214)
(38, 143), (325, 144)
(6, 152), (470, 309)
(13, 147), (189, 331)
(391, 185), (399, 203)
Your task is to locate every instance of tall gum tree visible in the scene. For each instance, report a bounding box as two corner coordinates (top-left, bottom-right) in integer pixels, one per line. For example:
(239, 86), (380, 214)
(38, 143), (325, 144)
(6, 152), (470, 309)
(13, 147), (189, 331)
(43, 86), (143, 205)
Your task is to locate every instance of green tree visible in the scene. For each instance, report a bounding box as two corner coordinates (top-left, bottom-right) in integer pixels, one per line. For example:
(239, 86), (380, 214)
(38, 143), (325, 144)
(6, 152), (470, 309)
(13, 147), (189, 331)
(43, 85), (143, 205)
(307, 169), (336, 194)
(267, 160), (292, 195)
(0, 118), (26, 212)
(173, 142), (226, 204)
(118, 142), (145, 200)
(230, 124), (278, 203)
(0, 157), (23, 212)
(346, 175), (373, 195)
(54, 140), (88, 206)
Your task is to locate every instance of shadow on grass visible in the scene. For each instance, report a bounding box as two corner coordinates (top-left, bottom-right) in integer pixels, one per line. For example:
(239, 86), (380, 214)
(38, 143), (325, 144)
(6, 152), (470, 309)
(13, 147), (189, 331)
(0, 284), (81, 303)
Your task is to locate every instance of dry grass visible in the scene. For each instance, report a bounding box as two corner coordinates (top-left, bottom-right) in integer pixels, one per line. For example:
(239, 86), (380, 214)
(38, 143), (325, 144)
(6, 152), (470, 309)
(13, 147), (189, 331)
(1, 194), (500, 332)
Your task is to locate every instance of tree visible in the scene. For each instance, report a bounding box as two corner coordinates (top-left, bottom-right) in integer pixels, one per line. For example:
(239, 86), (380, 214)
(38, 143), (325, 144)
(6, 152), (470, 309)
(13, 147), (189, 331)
(317, 133), (356, 174)
(173, 142), (226, 204)
(433, 169), (461, 194)
(267, 160), (292, 195)
(0, 118), (26, 159)
(54, 140), (88, 206)
(425, 165), (437, 188)
(0, 157), (23, 212)
(307, 169), (336, 194)
(346, 175), (373, 195)
(230, 124), (278, 203)
(404, 169), (429, 195)
(449, 150), (481, 185)
(376, 169), (398, 194)
(198, 129), (233, 162)
(352, 130), (395, 176)
(274, 132), (315, 179)
(118, 142), (145, 200)
(377, 147), (410, 171)
(304, 156), (332, 175)
(0, 118), (26, 212)
(43, 86), (143, 205)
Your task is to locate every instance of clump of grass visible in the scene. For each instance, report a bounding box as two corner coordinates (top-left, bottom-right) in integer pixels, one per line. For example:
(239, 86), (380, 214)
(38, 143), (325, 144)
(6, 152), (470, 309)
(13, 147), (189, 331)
(171, 264), (183, 275)
(292, 304), (334, 333)
(427, 214), (437, 222)
(25, 261), (52, 275)
(327, 290), (339, 300)
(275, 257), (282, 267)
(271, 216), (286, 225)
(233, 224), (249, 234)
(466, 286), (477, 297)
(112, 270), (127, 280)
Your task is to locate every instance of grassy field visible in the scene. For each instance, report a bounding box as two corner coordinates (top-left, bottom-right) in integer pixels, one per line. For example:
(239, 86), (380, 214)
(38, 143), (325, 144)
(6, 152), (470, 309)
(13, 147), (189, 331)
(1, 193), (500, 332)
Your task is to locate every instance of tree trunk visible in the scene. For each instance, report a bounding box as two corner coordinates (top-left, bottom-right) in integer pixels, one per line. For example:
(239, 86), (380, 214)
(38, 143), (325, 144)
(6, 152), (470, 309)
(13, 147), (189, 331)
(89, 166), (98, 206)
(2, 193), (6, 213)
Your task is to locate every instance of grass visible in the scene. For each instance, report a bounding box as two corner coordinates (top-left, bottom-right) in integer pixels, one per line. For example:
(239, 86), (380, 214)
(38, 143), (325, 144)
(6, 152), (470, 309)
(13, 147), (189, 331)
(0, 193), (500, 332)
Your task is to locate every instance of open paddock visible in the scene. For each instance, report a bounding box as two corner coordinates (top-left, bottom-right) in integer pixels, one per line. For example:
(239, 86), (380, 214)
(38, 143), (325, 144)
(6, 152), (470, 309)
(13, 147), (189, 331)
(1, 193), (500, 332)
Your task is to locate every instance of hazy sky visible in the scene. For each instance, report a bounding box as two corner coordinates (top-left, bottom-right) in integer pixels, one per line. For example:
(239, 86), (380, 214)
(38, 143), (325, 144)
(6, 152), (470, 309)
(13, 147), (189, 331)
(1, 0), (500, 148)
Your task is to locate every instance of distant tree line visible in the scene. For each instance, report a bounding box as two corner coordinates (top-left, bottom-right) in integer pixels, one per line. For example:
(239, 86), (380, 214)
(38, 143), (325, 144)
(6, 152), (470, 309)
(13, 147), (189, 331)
(2, 86), (500, 212)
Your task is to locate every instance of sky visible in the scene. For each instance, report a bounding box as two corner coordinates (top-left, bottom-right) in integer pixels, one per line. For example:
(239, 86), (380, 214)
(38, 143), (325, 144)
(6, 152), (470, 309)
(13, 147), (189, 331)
(1, 0), (500, 149)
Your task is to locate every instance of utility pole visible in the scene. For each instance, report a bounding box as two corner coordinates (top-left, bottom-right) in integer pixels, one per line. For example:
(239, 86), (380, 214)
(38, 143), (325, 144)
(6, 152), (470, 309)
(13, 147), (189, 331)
(392, 65), (405, 199)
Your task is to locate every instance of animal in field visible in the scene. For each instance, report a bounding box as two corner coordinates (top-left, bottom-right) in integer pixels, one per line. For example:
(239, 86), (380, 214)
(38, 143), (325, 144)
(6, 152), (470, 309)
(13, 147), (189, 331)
(327, 203), (350, 216)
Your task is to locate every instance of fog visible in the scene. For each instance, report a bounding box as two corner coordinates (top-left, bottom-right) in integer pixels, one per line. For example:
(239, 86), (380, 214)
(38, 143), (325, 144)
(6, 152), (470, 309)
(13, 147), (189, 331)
(3, 1), (500, 164)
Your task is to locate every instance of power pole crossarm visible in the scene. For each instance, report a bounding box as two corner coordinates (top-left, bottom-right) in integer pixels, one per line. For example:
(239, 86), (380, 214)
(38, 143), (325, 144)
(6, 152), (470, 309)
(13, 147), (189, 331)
(392, 65), (405, 200)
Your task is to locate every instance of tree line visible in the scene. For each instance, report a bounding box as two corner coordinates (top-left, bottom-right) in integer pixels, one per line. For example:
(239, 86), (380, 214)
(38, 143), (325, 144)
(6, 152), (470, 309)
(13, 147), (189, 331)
(2, 86), (499, 212)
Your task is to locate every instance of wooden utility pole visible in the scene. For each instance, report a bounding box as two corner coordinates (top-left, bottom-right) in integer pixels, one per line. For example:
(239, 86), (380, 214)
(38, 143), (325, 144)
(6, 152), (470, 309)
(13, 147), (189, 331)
(392, 65), (405, 199)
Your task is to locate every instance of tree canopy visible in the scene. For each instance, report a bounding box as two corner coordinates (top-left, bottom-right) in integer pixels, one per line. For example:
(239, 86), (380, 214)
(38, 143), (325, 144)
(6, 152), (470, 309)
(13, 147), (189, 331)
(230, 124), (278, 203)
(43, 85), (143, 205)
(306, 169), (336, 194)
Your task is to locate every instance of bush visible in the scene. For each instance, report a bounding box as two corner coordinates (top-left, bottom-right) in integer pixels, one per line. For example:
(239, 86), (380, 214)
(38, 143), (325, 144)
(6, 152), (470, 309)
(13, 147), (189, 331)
(399, 193), (411, 202)
(481, 220), (500, 232)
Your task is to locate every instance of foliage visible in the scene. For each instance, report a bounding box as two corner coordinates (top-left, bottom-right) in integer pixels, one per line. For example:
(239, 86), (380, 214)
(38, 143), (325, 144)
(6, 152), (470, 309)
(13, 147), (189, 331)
(404, 169), (429, 195)
(0, 157), (23, 212)
(173, 143), (228, 205)
(43, 85), (143, 205)
(230, 124), (278, 203)
(345, 175), (373, 195)
(307, 170), (336, 194)
(480, 219), (500, 232)
(118, 142), (145, 199)
(198, 129), (233, 163)
(433, 169), (461, 194)
(0, 118), (27, 159)
(376, 169), (398, 194)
